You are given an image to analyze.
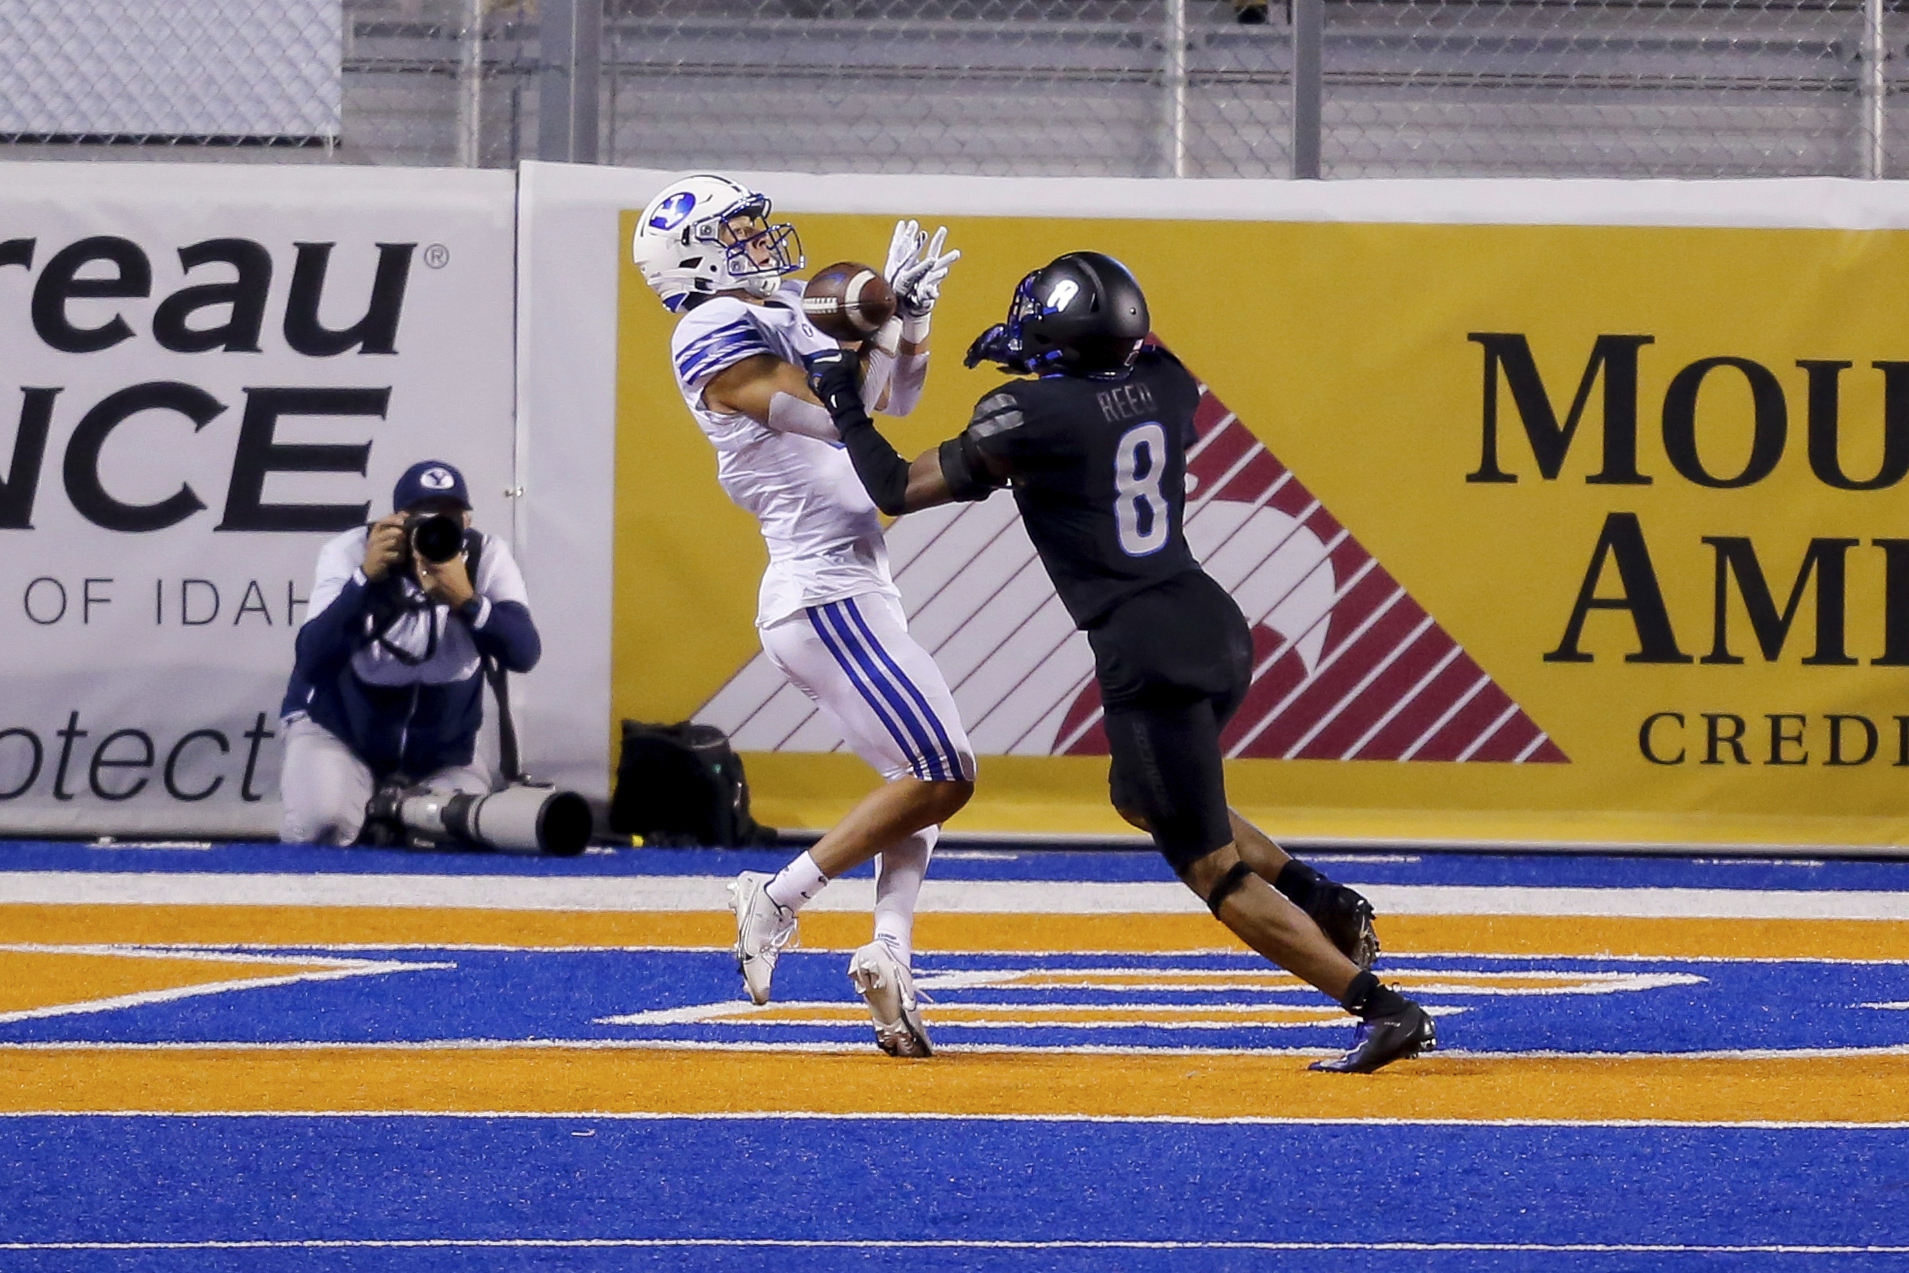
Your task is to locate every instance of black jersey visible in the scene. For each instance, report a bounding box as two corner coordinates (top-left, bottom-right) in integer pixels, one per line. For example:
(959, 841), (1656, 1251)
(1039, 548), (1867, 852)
(962, 348), (1205, 628)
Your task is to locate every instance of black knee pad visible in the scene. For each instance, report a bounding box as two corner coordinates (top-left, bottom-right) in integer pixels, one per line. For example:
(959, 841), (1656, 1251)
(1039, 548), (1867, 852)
(1201, 860), (1256, 917)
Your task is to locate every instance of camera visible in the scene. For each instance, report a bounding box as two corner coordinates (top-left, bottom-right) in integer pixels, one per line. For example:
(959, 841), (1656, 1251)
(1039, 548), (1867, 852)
(405, 511), (466, 566)
(366, 782), (593, 856)
(366, 511), (469, 573)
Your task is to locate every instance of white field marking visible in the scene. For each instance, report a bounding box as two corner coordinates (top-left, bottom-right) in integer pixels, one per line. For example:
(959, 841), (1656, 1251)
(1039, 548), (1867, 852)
(4, 942), (1903, 971)
(4, 1037), (1909, 1062)
(1391, 950), (1909, 967)
(0, 943), (406, 965)
(1375, 977), (1703, 997)
(6, 1239), (1909, 1255)
(10, 872), (1909, 920)
(22, 942), (1909, 965)
(911, 965), (1705, 996)
(598, 965), (1693, 1030)
(593, 1000), (1383, 1030)
(1860, 1002), (1909, 1010)
(0, 947), (453, 1025)
(1358, 885), (1909, 920)
(1300, 854), (1423, 864)
(12, 1108), (1909, 1131)
(85, 841), (213, 851)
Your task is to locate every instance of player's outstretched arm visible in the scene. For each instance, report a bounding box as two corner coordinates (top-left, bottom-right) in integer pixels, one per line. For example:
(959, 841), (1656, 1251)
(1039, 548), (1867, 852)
(807, 350), (999, 516)
(704, 353), (842, 441)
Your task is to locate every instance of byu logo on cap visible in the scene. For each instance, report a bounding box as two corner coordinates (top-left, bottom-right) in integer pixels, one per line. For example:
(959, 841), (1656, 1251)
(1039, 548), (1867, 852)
(420, 466), (456, 491)
(650, 192), (697, 231)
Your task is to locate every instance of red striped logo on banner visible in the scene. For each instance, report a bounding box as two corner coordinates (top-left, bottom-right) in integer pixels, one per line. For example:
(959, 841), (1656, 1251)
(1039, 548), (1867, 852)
(698, 357), (1564, 766)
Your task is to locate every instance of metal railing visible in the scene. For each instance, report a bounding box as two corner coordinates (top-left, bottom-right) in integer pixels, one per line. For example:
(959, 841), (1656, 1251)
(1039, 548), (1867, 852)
(1, 1), (1902, 178)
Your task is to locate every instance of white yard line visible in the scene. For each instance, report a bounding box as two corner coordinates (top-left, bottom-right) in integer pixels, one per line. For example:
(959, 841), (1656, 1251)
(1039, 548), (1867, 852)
(5, 872), (1909, 920)
(4, 1238), (1908, 1255)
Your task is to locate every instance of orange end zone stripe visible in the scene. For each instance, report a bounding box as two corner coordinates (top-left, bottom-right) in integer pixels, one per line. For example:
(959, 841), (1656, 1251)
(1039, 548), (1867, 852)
(0, 951), (343, 1016)
(5, 906), (1909, 961)
(4, 1046), (1907, 1124)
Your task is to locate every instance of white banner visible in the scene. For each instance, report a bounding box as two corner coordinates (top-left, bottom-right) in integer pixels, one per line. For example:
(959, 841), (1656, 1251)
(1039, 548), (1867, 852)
(511, 161), (641, 805)
(0, 163), (517, 835)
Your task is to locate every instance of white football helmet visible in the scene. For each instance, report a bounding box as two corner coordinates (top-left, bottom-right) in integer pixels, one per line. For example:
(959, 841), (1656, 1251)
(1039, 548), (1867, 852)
(631, 174), (804, 311)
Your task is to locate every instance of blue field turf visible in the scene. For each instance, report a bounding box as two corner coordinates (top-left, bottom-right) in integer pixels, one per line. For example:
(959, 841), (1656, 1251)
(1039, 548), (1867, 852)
(5, 839), (1909, 1270)
(1, 946), (1904, 1055)
(3, 1115), (1908, 1271)
(12, 836), (1909, 891)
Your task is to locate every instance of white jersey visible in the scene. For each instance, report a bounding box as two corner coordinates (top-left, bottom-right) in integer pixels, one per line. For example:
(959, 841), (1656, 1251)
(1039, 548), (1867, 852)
(670, 281), (899, 628)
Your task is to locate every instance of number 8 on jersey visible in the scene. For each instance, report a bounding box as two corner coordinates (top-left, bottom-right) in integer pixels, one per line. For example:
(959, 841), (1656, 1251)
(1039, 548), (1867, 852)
(1115, 422), (1172, 558)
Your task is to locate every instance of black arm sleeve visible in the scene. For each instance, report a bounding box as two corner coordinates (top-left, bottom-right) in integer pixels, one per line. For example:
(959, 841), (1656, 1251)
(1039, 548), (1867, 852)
(938, 433), (1007, 503)
(810, 348), (911, 516)
(836, 413), (912, 516)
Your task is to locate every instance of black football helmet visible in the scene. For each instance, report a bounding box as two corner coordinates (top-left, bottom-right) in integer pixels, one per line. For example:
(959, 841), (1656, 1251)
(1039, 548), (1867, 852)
(965, 251), (1150, 378)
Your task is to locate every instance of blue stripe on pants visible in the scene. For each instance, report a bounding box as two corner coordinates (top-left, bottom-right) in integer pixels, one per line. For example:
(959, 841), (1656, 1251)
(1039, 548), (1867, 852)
(806, 605), (927, 779)
(843, 596), (966, 782)
(815, 602), (948, 781)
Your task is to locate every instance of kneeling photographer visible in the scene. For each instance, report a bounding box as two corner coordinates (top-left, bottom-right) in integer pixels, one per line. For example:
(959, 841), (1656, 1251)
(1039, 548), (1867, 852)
(279, 461), (587, 855)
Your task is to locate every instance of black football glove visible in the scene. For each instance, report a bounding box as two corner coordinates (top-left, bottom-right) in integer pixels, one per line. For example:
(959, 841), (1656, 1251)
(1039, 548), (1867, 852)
(803, 350), (908, 514)
(804, 349), (866, 420)
(964, 322), (1024, 371)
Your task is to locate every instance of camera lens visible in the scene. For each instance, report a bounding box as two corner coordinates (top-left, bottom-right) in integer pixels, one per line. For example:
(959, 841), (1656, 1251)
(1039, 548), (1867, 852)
(410, 513), (464, 564)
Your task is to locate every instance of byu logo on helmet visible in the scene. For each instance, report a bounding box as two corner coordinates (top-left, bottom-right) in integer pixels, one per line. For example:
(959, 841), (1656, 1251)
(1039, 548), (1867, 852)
(420, 467), (456, 491)
(632, 174), (805, 312)
(650, 191), (697, 232)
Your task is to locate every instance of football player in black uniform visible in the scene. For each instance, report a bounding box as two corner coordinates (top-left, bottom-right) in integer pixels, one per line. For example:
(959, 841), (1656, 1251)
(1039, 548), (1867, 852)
(806, 251), (1435, 1074)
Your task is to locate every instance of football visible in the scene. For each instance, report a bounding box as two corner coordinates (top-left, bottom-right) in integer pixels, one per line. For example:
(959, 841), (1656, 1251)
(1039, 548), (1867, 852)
(801, 262), (897, 341)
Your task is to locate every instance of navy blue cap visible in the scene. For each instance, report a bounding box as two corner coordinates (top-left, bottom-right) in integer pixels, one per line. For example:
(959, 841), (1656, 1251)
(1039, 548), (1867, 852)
(392, 460), (471, 513)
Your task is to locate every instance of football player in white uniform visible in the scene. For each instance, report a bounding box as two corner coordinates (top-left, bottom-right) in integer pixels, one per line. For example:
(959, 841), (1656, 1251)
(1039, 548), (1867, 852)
(632, 174), (970, 1057)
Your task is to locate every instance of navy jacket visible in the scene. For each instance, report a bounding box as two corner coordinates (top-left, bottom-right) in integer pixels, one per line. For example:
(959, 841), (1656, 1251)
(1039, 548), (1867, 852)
(280, 527), (540, 780)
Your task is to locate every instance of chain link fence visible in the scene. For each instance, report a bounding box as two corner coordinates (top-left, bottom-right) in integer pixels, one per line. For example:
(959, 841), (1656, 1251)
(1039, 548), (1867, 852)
(1, 0), (1903, 178)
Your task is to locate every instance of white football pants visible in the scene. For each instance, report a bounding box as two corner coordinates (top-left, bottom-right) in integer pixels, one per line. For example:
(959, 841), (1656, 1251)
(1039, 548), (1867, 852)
(761, 592), (975, 784)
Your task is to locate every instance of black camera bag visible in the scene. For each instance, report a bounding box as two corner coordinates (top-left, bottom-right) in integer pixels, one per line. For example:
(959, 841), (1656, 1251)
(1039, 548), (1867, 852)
(610, 720), (777, 847)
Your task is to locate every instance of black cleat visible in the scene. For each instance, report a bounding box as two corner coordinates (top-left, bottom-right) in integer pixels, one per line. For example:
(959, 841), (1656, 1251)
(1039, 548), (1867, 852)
(1310, 1002), (1436, 1074)
(1306, 884), (1381, 972)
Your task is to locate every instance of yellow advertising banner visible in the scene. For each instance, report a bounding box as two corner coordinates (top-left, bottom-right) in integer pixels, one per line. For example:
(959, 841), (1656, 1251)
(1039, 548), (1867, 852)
(614, 207), (1909, 849)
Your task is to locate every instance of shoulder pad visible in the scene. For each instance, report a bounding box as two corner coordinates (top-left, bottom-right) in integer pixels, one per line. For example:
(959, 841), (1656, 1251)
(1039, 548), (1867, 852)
(674, 294), (755, 332)
(671, 301), (775, 383)
(969, 389), (1027, 439)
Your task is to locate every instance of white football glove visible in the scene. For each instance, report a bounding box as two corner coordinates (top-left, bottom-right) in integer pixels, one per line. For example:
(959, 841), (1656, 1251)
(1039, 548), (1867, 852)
(891, 225), (960, 318)
(884, 219), (926, 288)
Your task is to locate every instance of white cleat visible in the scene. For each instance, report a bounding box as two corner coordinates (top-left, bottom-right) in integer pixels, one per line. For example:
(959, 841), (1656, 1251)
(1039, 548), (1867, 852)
(848, 941), (932, 1058)
(730, 871), (797, 1005)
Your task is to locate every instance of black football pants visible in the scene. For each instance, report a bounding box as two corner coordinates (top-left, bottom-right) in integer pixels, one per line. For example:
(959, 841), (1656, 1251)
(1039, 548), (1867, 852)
(1089, 571), (1252, 872)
